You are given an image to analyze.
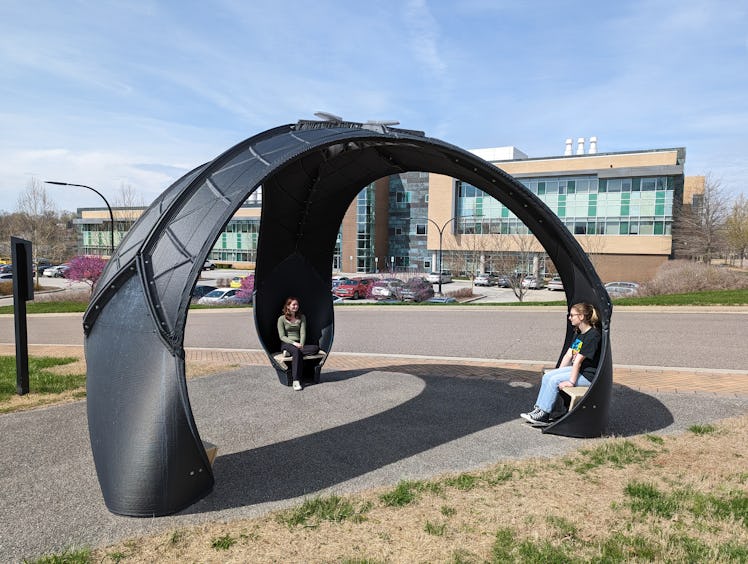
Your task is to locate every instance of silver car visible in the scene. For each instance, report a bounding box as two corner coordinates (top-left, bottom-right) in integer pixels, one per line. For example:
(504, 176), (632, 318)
(475, 273), (498, 286)
(605, 281), (640, 297)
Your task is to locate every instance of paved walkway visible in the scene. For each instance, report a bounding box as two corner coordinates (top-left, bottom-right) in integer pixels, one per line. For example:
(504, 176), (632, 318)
(5, 343), (747, 397)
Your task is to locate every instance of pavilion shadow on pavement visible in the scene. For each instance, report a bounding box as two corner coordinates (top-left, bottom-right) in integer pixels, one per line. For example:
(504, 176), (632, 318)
(181, 363), (672, 514)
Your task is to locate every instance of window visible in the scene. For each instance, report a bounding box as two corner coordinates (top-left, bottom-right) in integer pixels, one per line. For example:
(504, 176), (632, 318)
(416, 224), (426, 235)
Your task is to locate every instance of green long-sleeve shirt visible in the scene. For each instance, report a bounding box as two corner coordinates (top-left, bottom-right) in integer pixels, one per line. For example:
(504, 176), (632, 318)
(277, 314), (307, 345)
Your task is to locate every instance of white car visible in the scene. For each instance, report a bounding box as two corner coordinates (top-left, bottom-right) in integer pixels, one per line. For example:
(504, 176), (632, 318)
(605, 281), (640, 297)
(197, 287), (239, 304)
(547, 276), (564, 291)
(370, 279), (403, 300)
(475, 273), (498, 286)
(427, 270), (452, 284)
(521, 276), (545, 289)
(43, 264), (70, 278)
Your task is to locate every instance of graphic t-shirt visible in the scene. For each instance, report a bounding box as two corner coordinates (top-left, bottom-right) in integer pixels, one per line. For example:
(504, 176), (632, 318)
(569, 327), (601, 380)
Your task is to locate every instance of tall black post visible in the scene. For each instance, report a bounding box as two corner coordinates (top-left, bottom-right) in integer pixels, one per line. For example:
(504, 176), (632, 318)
(11, 237), (34, 395)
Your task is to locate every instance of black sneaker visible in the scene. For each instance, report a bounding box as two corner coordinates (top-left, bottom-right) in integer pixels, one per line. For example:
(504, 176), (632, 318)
(528, 409), (551, 427)
(519, 407), (541, 422)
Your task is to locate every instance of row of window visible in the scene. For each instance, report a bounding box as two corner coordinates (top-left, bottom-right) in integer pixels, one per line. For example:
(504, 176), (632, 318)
(455, 217), (671, 236)
(456, 175), (676, 233)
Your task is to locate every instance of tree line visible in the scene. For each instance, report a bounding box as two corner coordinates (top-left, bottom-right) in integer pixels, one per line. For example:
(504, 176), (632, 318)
(673, 175), (748, 268)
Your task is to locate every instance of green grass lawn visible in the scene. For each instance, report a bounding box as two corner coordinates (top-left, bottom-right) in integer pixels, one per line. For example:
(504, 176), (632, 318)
(476, 288), (748, 306)
(0, 301), (90, 315)
(0, 355), (85, 402)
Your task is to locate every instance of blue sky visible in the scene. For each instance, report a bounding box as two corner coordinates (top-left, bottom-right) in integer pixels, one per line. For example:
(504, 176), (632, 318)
(1, 0), (746, 212)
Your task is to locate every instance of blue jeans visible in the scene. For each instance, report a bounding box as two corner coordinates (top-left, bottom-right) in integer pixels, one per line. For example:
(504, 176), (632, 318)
(535, 366), (592, 412)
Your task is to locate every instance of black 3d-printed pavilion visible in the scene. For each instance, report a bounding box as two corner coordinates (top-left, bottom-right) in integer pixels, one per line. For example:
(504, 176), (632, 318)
(85, 120), (613, 516)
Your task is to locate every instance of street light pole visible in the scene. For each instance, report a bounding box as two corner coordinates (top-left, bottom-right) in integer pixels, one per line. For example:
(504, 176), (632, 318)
(45, 181), (115, 256)
(426, 216), (459, 295)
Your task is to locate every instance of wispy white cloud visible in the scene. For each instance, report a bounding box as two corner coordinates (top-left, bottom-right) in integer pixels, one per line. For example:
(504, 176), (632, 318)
(0, 0), (746, 212)
(403, 0), (447, 79)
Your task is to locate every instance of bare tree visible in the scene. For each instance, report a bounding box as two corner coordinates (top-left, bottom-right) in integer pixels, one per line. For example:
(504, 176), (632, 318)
(484, 232), (544, 302)
(443, 220), (494, 289)
(673, 174), (728, 263)
(112, 182), (146, 247)
(580, 233), (607, 273)
(725, 194), (748, 268)
(115, 182), (146, 220)
(15, 178), (69, 265)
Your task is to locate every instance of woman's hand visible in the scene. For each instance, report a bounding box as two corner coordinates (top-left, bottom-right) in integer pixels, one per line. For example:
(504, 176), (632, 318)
(558, 380), (576, 389)
(294, 342), (302, 349)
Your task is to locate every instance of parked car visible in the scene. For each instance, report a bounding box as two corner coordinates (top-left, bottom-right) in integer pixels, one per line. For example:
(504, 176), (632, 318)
(474, 272), (498, 286)
(202, 260), (216, 270)
(35, 259), (54, 276)
(229, 275), (246, 288)
(223, 293), (252, 305)
(0, 264), (12, 274)
(521, 275), (545, 289)
(0, 273), (13, 281)
(547, 276), (564, 291)
(197, 287), (239, 304)
(370, 279), (404, 300)
(400, 277), (435, 302)
(331, 276), (351, 290)
(495, 275), (511, 288)
(43, 264), (70, 278)
(191, 284), (218, 301)
(427, 270), (453, 284)
(333, 277), (374, 299)
(605, 281), (640, 297)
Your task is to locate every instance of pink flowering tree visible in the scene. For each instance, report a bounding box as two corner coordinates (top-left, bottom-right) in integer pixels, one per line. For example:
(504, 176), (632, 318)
(236, 273), (255, 303)
(65, 255), (108, 294)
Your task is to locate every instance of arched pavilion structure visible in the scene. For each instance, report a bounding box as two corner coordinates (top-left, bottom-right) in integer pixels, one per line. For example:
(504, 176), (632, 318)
(84, 119), (613, 516)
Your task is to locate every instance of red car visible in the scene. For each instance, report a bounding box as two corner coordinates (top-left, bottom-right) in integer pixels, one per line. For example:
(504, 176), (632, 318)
(333, 277), (374, 300)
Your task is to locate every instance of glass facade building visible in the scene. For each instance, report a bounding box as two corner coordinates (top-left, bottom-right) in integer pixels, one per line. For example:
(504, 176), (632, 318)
(73, 145), (695, 282)
(455, 175), (676, 237)
(388, 171), (431, 271)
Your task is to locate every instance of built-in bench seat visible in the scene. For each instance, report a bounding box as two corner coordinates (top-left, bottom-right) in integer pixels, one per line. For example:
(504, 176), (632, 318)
(272, 350), (327, 365)
(560, 386), (588, 411)
(272, 350), (328, 386)
(202, 440), (218, 466)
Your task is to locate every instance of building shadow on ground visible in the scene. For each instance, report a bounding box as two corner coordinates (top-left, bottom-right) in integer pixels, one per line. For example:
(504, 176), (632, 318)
(183, 363), (673, 515)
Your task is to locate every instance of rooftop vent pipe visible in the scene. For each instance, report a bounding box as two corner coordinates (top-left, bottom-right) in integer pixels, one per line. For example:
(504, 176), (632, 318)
(576, 137), (585, 155)
(589, 136), (598, 154)
(564, 138), (573, 156)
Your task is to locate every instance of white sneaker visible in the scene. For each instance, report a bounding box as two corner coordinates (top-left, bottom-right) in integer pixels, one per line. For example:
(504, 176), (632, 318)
(519, 407), (540, 422)
(292, 380), (302, 391)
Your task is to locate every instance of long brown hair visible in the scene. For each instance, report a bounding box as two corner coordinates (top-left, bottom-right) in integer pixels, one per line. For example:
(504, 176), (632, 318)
(282, 296), (302, 320)
(571, 302), (600, 330)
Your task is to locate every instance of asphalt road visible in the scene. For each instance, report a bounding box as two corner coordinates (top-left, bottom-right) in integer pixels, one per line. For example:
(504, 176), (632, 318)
(2, 306), (747, 370)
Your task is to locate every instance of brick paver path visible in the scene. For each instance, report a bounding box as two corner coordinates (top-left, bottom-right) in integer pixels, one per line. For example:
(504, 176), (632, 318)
(4, 344), (746, 398)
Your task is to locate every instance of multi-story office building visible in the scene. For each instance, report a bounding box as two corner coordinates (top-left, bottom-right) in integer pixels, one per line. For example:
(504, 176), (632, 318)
(73, 138), (702, 283)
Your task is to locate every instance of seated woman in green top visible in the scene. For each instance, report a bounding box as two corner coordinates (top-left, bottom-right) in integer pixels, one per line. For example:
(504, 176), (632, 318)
(277, 296), (319, 391)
